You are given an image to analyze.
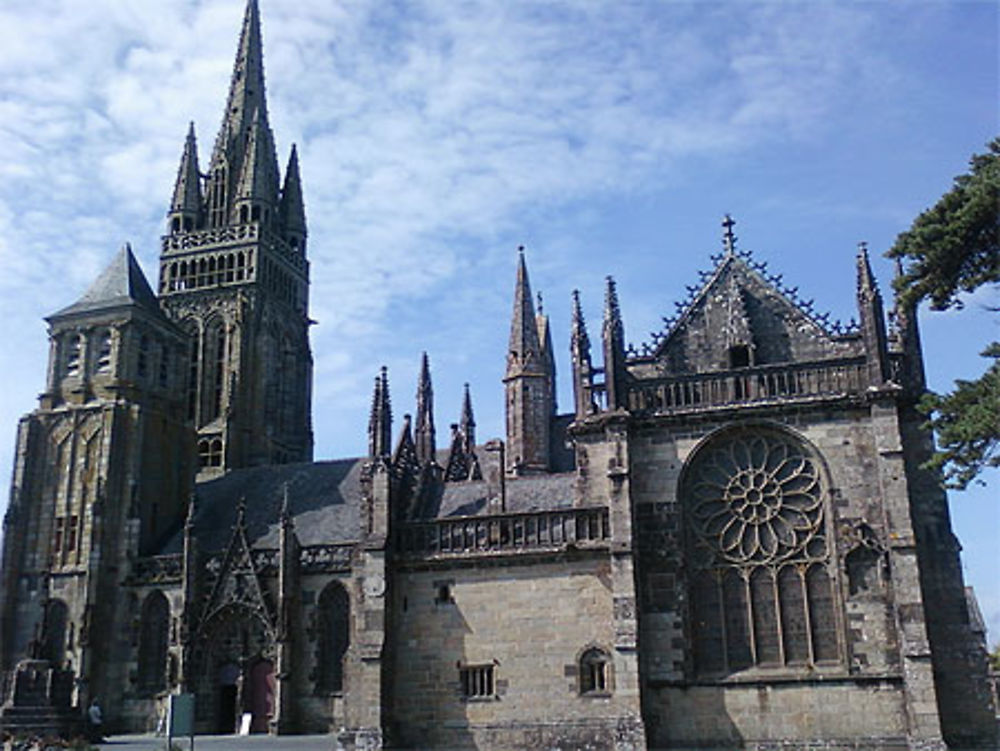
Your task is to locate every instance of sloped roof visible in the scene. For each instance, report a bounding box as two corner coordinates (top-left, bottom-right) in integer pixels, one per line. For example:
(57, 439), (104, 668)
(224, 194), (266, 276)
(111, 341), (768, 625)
(627, 244), (862, 375)
(48, 244), (162, 320)
(435, 472), (577, 519)
(160, 459), (364, 554)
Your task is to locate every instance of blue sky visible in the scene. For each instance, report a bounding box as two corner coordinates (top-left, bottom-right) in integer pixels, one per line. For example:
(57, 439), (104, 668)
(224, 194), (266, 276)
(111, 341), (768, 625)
(0, 1), (996, 638)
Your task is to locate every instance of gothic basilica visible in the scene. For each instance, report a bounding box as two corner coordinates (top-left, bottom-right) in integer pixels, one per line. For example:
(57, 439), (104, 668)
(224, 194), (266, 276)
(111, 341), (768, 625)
(0, 2), (995, 749)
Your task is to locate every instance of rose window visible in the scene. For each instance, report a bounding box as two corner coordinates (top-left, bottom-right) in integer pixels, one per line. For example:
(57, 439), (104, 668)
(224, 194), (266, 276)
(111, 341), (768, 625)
(687, 431), (825, 566)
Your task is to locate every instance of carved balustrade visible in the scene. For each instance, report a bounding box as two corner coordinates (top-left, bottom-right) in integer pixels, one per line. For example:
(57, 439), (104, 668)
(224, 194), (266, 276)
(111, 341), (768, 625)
(128, 554), (183, 585)
(626, 357), (869, 414)
(397, 506), (610, 558)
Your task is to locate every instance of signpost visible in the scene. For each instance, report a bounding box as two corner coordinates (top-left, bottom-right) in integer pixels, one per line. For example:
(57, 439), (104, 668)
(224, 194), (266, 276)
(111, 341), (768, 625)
(166, 693), (195, 750)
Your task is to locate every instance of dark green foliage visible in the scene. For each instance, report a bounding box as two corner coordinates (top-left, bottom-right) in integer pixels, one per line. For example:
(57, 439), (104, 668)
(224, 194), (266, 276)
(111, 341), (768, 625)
(919, 345), (1000, 488)
(889, 138), (999, 311)
(888, 139), (1000, 489)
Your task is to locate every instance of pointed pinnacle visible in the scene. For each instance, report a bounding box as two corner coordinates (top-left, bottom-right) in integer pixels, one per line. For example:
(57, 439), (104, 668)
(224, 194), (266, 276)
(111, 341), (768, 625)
(507, 249), (543, 377)
(280, 482), (291, 523)
(170, 122), (202, 215)
(461, 383), (475, 428)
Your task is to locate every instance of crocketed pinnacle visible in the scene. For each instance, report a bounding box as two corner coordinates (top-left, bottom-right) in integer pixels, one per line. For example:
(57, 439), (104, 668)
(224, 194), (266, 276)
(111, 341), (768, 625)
(368, 367), (392, 458)
(459, 382), (476, 447)
(603, 276), (624, 343)
(856, 242), (881, 304)
(233, 105), (280, 209)
(506, 248), (545, 379)
(571, 289), (591, 357)
(279, 144), (307, 236)
(415, 352), (436, 465)
(170, 122), (203, 215)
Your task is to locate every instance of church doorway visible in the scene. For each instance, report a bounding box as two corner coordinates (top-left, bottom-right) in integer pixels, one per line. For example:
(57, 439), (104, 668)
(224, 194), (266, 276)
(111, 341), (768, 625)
(216, 662), (240, 734)
(248, 659), (275, 733)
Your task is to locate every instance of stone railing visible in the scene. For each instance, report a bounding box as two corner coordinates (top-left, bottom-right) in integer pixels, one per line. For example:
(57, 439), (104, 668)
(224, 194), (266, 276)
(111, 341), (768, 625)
(300, 543), (353, 573)
(128, 554), (183, 585)
(397, 506), (610, 558)
(626, 357), (869, 414)
(162, 224), (260, 253)
(202, 544), (354, 579)
(162, 223), (305, 269)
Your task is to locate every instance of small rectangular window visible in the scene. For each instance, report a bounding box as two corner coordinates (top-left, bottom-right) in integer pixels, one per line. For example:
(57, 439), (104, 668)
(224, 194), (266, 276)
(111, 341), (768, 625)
(460, 664), (495, 700)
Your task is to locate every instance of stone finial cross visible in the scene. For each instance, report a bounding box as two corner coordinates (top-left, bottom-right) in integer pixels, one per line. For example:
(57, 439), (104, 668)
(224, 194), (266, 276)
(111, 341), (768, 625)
(722, 214), (737, 255)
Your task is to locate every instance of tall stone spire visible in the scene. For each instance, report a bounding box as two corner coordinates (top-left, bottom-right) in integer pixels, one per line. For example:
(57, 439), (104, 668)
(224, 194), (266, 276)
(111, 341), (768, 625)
(571, 289), (595, 418)
(368, 367), (392, 459)
(233, 106), (280, 216)
(206, 0), (279, 228)
(504, 248), (553, 474)
(168, 122), (202, 232)
(415, 353), (436, 466)
(602, 276), (627, 410)
(506, 248), (545, 380)
(158, 0), (314, 475)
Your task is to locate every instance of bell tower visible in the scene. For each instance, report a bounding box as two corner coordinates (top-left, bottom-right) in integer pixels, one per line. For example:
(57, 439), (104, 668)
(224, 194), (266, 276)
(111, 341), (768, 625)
(157, 0), (313, 478)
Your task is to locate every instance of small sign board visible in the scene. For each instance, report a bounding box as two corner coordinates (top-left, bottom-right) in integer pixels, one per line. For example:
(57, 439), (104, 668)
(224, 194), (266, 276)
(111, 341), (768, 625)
(167, 693), (196, 750)
(239, 712), (253, 736)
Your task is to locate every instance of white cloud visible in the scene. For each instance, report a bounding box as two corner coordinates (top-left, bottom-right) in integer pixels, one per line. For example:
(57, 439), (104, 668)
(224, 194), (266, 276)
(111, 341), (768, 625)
(0, 0), (996, 639)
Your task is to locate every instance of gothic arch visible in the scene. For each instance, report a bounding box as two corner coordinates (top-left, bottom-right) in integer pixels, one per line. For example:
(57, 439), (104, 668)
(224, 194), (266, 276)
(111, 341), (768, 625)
(314, 580), (350, 694)
(137, 591), (170, 693)
(680, 423), (842, 676)
(41, 599), (69, 665)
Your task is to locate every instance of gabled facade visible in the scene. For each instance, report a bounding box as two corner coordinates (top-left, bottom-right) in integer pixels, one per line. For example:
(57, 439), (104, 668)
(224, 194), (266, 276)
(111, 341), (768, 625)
(0, 4), (995, 751)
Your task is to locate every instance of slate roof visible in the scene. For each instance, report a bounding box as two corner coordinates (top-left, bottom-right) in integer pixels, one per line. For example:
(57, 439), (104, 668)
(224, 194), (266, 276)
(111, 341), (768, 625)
(49, 244), (163, 320)
(161, 458), (364, 554)
(435, 472), (576, 518)
(160, 430), (578, 555)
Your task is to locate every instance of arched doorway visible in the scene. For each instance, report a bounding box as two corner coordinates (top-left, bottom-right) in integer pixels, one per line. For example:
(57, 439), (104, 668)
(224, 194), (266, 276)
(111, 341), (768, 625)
(248, 659), (275, 733)
(217, 662), (240, 734)
(195, 604), (275, 734)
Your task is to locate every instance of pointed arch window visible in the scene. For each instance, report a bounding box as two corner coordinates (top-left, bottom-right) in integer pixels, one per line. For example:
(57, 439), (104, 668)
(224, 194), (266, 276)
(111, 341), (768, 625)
(42, 599), (69, 665)
(205, 322), (226, 422)
(684, 428), (840, 676)
(315, 582), (350, 694)
(186, 325), (200, 422)
(137, 591), (169, 693)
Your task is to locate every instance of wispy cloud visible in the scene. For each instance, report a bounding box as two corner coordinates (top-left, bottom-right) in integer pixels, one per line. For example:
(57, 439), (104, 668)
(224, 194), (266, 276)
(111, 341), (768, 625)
(0, 0), (996, 632)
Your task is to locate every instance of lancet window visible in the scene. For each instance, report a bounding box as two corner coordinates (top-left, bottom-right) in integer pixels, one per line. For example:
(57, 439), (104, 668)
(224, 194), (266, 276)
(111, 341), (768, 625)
(684, 427), (840, 675)
(137, 591), (169, 693)
(315, 581), (350, 694)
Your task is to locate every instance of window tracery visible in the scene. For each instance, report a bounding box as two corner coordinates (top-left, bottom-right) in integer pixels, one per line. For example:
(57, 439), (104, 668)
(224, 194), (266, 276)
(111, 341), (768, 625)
(684, 428), (840, 675)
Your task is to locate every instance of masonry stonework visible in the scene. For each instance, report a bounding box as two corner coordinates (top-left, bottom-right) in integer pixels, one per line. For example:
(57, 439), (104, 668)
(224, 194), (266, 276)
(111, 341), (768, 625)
(0, 3), (994, 750)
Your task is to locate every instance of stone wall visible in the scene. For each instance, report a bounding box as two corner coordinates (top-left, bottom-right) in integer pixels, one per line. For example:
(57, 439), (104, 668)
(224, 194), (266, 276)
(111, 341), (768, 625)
(625, 404), (924, 748)
(388, 556), (644, 750)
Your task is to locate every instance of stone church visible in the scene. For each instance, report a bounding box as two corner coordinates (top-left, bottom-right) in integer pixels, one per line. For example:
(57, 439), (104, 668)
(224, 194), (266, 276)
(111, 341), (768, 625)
(0, 2), (995, 749)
